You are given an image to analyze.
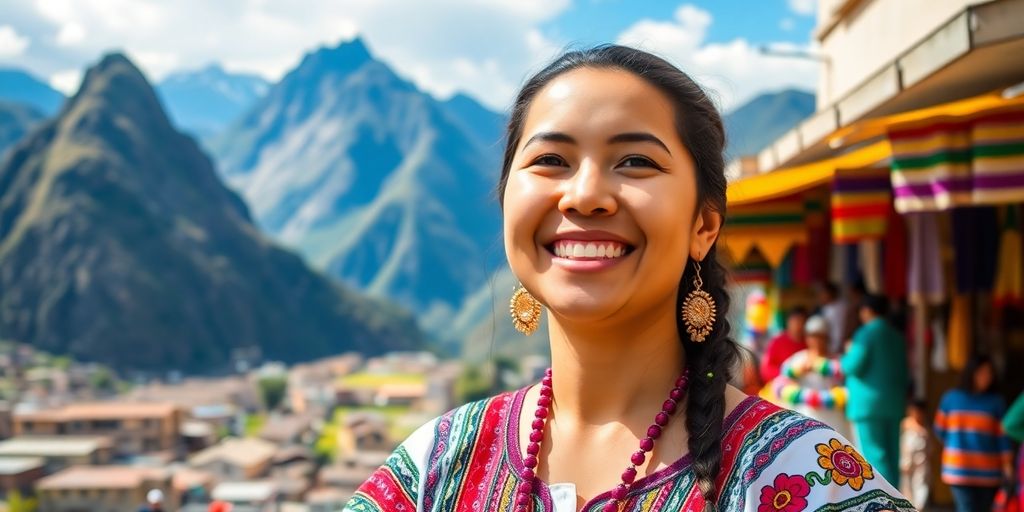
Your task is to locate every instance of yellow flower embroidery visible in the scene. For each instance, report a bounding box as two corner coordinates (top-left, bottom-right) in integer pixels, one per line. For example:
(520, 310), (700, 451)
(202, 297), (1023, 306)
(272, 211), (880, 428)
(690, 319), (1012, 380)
(815, 438), (875, 491)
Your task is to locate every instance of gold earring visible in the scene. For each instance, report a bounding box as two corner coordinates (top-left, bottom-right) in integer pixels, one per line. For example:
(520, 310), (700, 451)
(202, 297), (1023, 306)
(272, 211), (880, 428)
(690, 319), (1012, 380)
(681, 258), (716, 342)
(510, 284), (542, 336)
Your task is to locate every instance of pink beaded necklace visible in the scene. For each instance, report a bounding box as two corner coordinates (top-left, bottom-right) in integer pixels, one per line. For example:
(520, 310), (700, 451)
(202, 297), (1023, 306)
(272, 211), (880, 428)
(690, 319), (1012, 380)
(516, 368), (691, 512)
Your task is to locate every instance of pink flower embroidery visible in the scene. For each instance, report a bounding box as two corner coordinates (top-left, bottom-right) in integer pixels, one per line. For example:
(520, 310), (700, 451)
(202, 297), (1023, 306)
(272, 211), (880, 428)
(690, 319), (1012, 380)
(758, 473), (810, 512)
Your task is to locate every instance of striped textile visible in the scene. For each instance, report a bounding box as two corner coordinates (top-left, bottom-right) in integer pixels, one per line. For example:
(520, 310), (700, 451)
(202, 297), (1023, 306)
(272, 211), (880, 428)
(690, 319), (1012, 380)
(346, 388), (914, 511)
(831, 167), (891, 243)
(934, 389), (1014, 487)
(889, 107), (1024, 213)
(724, 194), (809, 267)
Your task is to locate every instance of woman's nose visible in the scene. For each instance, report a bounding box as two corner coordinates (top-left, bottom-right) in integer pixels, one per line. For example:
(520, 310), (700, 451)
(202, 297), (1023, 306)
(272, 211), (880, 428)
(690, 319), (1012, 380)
(557, 159), (617, 216)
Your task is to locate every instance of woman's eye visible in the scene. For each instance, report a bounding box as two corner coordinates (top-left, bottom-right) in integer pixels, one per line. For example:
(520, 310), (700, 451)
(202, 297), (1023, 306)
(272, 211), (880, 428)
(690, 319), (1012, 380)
(533, 154), (568, 167)
(619, 155), (660, 169)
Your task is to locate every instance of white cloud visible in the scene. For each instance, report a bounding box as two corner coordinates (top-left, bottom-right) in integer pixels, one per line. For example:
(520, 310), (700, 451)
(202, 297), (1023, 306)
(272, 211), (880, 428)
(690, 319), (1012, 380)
(780, 18), (796, 31)
(0, 25), (30, 58)
(788, 0), (816, 16)
(617, 4), (818, 111)
(0, 0), (570, 111)
(49, 69), (82, 94)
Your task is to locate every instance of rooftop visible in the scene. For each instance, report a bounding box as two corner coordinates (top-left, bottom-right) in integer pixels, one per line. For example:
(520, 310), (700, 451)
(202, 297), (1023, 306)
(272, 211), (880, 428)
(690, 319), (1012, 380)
(36, 466), (167, 490)
(190, 437), (277, 469)
(0, 456), (44, 475)
(15, 401), (179, 421)
(212, 480), (278, 502)
(0, 436), (112, 457)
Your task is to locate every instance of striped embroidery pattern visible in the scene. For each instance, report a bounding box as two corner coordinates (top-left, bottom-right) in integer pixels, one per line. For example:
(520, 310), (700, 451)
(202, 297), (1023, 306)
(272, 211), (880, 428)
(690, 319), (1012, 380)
(348, 445), (420, 511)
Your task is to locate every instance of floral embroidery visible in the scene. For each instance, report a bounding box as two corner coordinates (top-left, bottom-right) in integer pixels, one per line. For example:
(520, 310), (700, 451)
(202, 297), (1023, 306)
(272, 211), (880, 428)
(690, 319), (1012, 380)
(758, 473), (810, 512)
(816, 438), (875, 490)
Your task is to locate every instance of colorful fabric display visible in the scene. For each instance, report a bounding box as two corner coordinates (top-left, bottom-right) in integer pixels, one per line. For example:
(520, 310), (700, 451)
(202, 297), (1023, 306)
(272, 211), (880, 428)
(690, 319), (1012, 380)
(832, 167), (892, 243)
(889, 106), (1024, 213)
(907, 213), (946, 305)
(994, 204), (1023, 307)
(951, 207), (1000, 293)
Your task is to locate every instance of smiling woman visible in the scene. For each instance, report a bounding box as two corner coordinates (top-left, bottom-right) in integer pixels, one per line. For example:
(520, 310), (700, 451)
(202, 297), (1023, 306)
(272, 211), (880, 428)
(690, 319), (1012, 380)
(344, 45), (915, 512)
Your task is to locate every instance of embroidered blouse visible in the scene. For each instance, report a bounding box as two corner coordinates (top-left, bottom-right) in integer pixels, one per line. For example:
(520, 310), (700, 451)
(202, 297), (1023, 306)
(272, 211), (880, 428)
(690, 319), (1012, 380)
(345, 388), (915, 512)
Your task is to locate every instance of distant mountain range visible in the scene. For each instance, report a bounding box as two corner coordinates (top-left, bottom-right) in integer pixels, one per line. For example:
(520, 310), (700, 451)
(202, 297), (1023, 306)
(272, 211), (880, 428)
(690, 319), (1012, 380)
(210, 38), (505, 334)
(0, 69), (65, 116)
(0, 53), (422, 372)
(724, 88), (815, 158)
(0, 42), (815, 364)
(157, 64), (270, 139)
(0, 101), (44, 157)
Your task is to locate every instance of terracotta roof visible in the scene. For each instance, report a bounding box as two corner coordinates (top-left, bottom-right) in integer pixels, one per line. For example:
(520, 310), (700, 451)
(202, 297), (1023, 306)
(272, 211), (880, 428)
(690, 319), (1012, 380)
(36, 466), (167, 490)
(189, 437), (277, 469)
(15, 402), (179, 421)
(172, 468), (215, 491)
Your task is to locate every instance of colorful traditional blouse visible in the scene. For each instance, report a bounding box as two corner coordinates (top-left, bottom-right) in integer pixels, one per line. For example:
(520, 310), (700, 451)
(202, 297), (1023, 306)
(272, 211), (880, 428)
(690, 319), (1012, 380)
(345, 388), (914, 512)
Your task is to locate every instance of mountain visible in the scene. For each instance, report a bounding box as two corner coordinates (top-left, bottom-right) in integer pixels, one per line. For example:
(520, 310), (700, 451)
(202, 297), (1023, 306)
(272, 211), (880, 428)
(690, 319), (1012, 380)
(0, 53), (422, 372)
(157, 64), (270, 138)
(440, 92), (506, 151)
(211, 38), (504, 331)
(724, 89), (815, 158)
(0, 69), (65, 116)
(0, 101), (44, 157)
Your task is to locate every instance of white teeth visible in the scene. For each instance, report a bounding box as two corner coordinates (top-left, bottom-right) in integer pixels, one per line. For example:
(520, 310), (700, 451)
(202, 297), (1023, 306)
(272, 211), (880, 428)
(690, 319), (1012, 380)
(552, 241), (628, 260)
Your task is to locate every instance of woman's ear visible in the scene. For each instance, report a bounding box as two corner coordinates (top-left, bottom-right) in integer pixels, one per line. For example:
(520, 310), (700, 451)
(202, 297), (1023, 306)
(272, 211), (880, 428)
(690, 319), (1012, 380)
(689, 206), (723, 260)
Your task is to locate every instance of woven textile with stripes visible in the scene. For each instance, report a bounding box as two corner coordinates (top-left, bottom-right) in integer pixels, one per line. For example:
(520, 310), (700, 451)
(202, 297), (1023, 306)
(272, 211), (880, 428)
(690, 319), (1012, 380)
(888, 106), (1024, 213)
(831, 167), (891, 243)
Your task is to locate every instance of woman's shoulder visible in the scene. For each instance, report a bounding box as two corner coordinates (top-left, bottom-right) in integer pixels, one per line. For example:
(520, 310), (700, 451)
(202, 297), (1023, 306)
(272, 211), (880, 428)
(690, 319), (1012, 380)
(719, 397), (915, 511)
(344, 388), (523, 512)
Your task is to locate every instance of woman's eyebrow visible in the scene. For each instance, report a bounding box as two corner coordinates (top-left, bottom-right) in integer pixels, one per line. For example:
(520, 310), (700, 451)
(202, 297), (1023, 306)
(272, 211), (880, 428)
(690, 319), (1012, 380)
(523, 131), (576, 149)
(608, 132), (672, 155)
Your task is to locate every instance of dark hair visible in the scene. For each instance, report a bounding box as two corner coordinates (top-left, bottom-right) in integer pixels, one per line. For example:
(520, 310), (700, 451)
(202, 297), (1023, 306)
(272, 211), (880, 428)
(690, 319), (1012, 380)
(959, 354), (995, 394)
(859, 294), (888, 317)
(820, 282), (839, 299)
(497, 45), (737, 509)
(787, 306), (809, 319)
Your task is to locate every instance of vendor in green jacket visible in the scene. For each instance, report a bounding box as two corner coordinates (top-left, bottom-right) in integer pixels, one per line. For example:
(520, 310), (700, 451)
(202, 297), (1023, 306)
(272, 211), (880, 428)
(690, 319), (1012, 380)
(841, 294), (910, 488)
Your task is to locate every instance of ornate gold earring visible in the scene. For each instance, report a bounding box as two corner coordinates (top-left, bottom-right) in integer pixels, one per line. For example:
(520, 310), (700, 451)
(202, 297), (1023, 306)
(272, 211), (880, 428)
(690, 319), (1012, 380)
(681, 258), (717, 342)
(510, 284), (542, 336)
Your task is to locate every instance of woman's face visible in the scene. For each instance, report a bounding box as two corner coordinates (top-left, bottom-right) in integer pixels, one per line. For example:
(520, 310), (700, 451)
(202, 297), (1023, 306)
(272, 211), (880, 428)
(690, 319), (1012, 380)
(502, 67), (721, 324)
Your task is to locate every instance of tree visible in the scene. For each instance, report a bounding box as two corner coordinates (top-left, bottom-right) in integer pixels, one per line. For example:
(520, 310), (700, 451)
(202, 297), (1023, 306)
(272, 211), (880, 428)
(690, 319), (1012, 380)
(8, 489), (39, 512)
(258, 375), (288, 411)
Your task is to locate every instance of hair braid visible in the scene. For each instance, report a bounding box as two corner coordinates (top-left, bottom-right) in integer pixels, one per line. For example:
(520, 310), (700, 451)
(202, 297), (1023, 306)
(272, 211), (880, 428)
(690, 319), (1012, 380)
(680, 246), (737, 510)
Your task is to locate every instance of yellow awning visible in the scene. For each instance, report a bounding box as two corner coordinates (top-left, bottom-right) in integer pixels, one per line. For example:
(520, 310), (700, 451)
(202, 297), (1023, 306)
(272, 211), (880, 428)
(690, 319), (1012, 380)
(826, 90), (1024, 149)
(727, 139), (892, 207)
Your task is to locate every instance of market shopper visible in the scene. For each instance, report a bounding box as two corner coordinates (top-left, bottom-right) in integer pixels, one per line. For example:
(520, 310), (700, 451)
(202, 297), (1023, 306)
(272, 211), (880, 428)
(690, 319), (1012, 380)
(935, 354), (1015, 512)
(759, 306), (808, 383)
(1005, 392), (1024, 510)
(816, 282), (848, 355)
(841, 294), (909, 487)
(900, 400), (934, 509)
(769, 315), (851, 439)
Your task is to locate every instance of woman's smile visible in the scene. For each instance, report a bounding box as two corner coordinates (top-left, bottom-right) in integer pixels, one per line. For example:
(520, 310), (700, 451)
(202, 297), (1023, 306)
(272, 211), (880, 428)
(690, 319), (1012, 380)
(543, 230), (637, 272)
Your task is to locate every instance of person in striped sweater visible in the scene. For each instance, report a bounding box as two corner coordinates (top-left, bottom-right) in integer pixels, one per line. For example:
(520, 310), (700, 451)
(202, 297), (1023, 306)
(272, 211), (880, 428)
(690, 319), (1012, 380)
(934, 354), (1015, 512)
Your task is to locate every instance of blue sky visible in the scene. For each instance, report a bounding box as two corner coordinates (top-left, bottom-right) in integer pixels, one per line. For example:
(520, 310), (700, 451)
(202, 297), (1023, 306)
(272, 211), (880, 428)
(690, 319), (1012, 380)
(0, 0), (820, 112)
(549, 0), (816, 48)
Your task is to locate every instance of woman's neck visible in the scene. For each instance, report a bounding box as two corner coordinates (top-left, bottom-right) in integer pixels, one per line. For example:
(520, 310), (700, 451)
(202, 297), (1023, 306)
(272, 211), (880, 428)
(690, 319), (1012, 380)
(544, 303), (686, 426)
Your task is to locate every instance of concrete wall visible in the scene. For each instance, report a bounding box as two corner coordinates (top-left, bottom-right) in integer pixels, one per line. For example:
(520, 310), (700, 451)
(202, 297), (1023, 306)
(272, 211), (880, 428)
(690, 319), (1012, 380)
(816, 0), (976, 107)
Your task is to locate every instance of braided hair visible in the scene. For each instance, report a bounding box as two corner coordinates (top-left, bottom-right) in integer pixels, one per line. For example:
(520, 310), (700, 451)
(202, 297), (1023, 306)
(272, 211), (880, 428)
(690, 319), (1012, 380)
(497, 45), (738, 510)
